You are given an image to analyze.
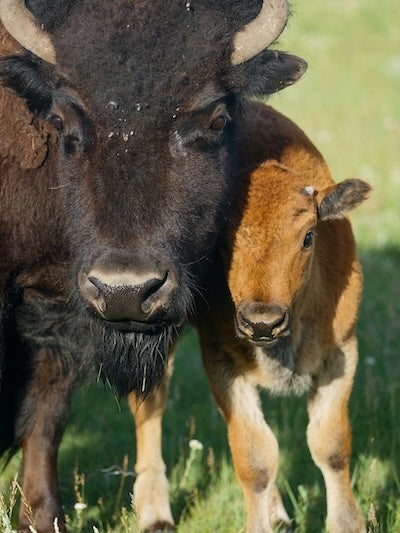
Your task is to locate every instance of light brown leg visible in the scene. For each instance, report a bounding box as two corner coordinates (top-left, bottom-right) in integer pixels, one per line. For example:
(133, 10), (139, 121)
(307, 338), (365, 533)
(129, 351), (175, 532)
(201, 344), (291, 533)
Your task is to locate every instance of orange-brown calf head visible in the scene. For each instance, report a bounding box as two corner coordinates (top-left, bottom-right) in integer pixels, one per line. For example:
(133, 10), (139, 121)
(225, 164), (370, 345)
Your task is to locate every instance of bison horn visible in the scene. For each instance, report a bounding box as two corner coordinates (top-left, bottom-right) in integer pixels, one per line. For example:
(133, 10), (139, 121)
(231, 0), (289, 65)
(0, 0), (56, 64)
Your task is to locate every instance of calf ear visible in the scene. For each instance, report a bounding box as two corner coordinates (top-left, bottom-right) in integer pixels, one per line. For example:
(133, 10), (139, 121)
(226, 50), (307, 96)
(318, 179), (372, 220)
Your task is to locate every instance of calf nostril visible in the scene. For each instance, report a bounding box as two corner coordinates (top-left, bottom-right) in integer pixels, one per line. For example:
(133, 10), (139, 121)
(265, 311), (288, 336)
(275, 311), (290, 336)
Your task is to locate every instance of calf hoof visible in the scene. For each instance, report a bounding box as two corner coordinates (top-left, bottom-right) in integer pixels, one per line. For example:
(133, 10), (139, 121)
(144, 521), (175, 532)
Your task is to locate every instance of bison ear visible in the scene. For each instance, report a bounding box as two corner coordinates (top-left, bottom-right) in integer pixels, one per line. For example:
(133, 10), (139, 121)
(0, 55), (54, 113)
(226, 50), (307, 96)
(318, 179), (372, 221)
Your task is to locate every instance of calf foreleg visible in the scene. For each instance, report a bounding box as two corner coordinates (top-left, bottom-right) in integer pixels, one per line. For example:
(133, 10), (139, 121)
(307, 339), (365, 533)
(129, 351), (175, 532)
(201, 346), (291, 533)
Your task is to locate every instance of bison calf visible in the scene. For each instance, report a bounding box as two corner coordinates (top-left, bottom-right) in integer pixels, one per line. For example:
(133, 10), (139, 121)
(198, 176), (369, 533)
(130, 105), (369, 532)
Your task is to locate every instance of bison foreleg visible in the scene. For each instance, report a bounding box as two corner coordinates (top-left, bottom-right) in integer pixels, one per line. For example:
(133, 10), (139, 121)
(18, 347), (74, 533)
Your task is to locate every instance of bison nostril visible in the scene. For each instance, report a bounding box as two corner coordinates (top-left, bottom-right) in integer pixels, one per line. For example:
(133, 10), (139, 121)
(83, 276), (107, 313)
(80, 268), (176, 322)
(140, 272), (169, 314)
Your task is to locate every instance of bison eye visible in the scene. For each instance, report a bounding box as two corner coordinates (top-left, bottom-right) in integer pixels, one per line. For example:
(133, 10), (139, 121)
(209, 115), (227, 131)
(303, 231), (315, 249)
(48, 114), (64, 131)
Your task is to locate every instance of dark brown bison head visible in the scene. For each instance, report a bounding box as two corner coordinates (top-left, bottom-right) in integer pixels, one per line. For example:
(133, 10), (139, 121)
(0, 0), (306, 394)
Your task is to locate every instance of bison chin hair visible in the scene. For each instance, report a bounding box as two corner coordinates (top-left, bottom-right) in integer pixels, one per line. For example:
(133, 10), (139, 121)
(91, 320), (176, 397)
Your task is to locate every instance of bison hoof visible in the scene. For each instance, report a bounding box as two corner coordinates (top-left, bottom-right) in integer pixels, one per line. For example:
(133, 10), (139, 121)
(144, 521), (175, 533)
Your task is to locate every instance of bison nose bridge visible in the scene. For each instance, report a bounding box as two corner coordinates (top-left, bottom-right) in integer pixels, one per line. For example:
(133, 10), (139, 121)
(236, 301), (290, 342)
(79, 266), (176, 322)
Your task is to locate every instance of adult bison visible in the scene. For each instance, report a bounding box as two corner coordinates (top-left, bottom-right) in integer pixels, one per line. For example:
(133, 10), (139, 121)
(0, 0), (306, 531)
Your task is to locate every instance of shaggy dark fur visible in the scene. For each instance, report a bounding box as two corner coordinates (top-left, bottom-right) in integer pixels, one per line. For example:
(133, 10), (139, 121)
(0, 286), (88, 455)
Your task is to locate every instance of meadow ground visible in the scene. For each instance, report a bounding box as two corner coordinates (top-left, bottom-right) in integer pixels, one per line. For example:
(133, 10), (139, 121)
(1, 1), (399, 531)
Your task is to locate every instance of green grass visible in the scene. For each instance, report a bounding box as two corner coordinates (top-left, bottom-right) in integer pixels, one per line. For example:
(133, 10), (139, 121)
(1, 0), (400, 531)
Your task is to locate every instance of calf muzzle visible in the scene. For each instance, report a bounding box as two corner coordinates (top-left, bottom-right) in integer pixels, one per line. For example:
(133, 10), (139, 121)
(235, 301), (290, 344)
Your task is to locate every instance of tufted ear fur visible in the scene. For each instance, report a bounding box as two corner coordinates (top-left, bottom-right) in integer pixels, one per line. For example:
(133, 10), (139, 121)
(0, 54), (56, 113)
(318, 178), (371, 220)
(225, 50), (307, 96)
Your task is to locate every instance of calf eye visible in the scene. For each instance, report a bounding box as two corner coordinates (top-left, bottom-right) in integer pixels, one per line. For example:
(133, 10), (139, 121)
(209, 115), (227, 131)
(303, 231), (314, 249)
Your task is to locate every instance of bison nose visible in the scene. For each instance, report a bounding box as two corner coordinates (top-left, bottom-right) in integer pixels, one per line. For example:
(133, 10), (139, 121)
(236, 301), (290, 343)
(79, 268), (176, 322)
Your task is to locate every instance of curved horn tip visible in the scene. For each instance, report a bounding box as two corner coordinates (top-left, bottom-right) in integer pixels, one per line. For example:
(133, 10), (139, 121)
(231, 0), (290, 65)
(0, 0), (56, 63)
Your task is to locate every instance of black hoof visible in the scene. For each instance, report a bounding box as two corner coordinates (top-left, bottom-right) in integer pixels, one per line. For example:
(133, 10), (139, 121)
(144, 521), (175, 533)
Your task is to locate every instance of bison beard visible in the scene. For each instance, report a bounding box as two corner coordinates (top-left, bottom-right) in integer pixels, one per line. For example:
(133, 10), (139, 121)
(92, 321), (175, 397)
(22, 300), (177, 398)
(83, 269), (195, 397)
(12, 289), (178, 399)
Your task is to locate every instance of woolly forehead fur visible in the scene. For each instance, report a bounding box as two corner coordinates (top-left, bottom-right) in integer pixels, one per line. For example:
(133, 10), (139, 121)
(26, 0), (263, 126)
(244, 166), (318, 221)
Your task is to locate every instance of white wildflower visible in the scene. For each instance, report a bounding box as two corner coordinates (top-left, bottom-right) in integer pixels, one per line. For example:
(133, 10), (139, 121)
(189, 439), (203, 451)
(74, 502), (87, 511)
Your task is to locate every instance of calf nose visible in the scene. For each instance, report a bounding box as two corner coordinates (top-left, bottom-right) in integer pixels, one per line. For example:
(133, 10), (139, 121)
(79, 268), (176, 322)
(236, 301), (290, 342)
